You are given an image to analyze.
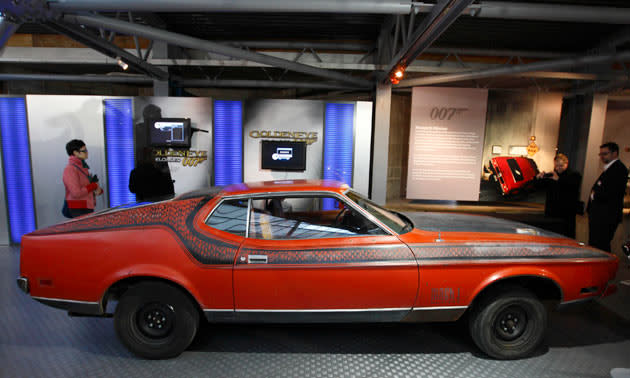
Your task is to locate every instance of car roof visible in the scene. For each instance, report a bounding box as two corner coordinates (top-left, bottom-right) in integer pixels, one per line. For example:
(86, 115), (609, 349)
(221, 180), (349, 196)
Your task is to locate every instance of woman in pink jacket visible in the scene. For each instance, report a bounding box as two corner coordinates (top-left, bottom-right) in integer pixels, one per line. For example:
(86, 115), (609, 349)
(62, 139), (104, 218)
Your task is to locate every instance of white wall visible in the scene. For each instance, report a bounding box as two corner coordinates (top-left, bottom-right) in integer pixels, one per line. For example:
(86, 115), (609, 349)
(133, 97), (213, 194)
(531, 92), (563, 173)
(27, 95), (109, 229)
(353, 101), (373, 196)
(243, 99), (324, 182)
(580, 94), (608, 206)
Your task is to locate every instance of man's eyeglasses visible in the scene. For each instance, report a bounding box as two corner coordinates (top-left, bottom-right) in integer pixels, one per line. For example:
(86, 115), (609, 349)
(79, 148), (88, 153)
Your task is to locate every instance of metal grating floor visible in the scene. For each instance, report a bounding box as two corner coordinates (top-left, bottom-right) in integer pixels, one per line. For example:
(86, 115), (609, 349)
(2, 244), (630, 378)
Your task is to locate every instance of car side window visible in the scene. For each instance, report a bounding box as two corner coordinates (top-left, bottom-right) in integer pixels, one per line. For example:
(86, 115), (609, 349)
(248, 195), (387, 240)
(205, 199), (248, 236)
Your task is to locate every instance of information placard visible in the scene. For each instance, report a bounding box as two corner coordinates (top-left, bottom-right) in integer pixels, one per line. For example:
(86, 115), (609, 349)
(406, 87), (488, 201)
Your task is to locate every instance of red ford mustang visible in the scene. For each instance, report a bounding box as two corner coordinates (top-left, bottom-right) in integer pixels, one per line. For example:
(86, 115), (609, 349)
(17, 180), (618, 360)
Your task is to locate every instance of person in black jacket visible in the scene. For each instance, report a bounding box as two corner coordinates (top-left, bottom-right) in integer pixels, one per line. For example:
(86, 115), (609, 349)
(587, 142), (629, 252)
(536, 153), (582, 238)
(129, 147), (175, 202)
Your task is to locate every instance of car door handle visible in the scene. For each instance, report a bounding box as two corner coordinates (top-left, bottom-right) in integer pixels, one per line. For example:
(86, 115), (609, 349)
(247, 255), (268, 264)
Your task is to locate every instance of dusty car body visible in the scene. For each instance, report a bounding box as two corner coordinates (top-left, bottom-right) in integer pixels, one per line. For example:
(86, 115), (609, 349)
(17, 180), (617, 360)
(487, 156), (539, 196)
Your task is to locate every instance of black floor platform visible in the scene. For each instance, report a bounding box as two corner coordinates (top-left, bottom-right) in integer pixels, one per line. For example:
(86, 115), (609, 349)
(2, 244), (630, 378)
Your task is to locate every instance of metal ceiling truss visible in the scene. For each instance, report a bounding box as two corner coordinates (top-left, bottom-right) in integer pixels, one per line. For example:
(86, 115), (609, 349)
(43, 19), (169, 80)
(381, 0), (474, 81)
(0, 17), (20, 52)
(48, 0), (413, 14)
(396, 50), (630, 88)
(61, 13), (373, 88)
(42, 0), (630, 23)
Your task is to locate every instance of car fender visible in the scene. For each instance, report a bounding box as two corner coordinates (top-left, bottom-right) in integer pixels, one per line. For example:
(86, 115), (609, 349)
(98, 263), (206, 310)
(469, 266), (564, 304)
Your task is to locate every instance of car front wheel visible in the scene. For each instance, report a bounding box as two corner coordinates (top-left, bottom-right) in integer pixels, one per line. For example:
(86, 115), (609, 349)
(114, 282), (200, 359)
(469, 288), (547, 360)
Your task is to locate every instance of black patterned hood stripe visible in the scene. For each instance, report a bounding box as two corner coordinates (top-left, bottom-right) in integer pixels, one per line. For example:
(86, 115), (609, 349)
(408, 243), (613, 262)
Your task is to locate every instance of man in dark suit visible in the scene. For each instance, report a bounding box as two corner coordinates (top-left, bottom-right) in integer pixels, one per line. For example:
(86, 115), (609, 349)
(587, 142), (629, 252)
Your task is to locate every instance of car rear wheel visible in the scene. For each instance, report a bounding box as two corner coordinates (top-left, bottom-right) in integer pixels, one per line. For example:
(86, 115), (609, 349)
(114, 282), (199, 359)
(469, 288), (547, 360)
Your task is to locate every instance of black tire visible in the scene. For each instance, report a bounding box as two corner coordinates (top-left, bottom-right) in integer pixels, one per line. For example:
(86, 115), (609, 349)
(469, 288), (547, 360)
(114, 282), (200, 359)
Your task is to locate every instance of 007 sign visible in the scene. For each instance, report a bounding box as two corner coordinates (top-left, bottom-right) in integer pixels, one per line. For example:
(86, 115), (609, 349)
(429, 107), (468, 120)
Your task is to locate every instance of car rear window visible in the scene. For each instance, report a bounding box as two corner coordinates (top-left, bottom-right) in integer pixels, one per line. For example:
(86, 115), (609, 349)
(205, 199), (248, 236)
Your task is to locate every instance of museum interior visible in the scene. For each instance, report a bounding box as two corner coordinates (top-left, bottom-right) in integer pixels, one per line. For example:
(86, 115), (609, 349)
(1, 1), (630, 377)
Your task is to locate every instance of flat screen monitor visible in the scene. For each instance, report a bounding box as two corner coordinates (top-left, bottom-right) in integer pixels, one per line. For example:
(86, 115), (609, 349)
(148, 118), (192, 148)
(261, 140), (307, 171)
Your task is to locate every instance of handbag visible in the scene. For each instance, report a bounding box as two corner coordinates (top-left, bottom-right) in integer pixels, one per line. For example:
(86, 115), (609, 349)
(62, 199), (72, 218)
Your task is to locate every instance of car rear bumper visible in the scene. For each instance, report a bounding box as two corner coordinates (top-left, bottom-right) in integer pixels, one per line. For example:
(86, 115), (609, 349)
(557, 281), (618, 310)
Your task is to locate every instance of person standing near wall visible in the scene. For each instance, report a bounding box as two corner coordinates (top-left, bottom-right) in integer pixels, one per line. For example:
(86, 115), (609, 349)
(62, 139), (104, 218)
(587, 142), (628, 252)
(535, 153), (582, 238)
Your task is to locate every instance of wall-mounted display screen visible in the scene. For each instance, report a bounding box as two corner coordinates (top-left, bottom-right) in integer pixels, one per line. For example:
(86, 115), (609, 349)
(261, 140), (307, 171)
(148, 118), (192, 148)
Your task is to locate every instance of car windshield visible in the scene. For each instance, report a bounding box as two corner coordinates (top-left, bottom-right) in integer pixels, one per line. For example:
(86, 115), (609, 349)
(345, 190), (412, 234)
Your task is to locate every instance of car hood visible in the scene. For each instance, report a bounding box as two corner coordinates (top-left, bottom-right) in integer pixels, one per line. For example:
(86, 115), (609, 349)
(401, 211), (561, 238)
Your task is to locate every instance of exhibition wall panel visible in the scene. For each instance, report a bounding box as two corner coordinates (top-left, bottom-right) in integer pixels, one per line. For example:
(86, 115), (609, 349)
(104, 98), (135, 207)
(407, 87), (488, 201)
(243, 99), (324, 182)
(530, 93), (562, 173)
(353, 101), (372, 197)
(0, 97), (34, 243)
(26, 95), (108, 229)
(214, 100), (242, 186)
(134, 97), (213, 195)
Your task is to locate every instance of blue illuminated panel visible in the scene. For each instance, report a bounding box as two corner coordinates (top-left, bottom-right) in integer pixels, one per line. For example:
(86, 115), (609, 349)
(214, 100), (243, 185)
(323, 103), (355, 210)
(0, 97), (36, 243)
(104, 99), (135, 207)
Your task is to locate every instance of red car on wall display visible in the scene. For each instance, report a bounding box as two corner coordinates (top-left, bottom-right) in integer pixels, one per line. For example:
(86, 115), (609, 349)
(17, 180), (617, 360)
(486, 156), (540, 196)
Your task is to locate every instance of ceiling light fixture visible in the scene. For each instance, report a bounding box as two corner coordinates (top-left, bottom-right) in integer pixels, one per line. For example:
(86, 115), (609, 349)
(390, 66), (405, 84)
(116, 57), (129, 70)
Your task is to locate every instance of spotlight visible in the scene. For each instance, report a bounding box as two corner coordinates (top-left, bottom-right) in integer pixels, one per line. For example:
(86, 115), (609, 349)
(389, 66), (405, 84)
(116, 57), (129, 70)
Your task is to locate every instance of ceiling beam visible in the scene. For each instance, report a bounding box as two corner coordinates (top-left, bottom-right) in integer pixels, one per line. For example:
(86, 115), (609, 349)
(0, 73), (365, 89)
(414, 1), (630, 24)
(63, 13), (373, 88)
(173, 79), (358, 89)
(383, 0), (473, 80)
(0, 73), (153, 83)
(0, 17), (19, 51)
(396, 50), (630, 87)
(48, 0), (411, 14)
(44, 20), (169, 80)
